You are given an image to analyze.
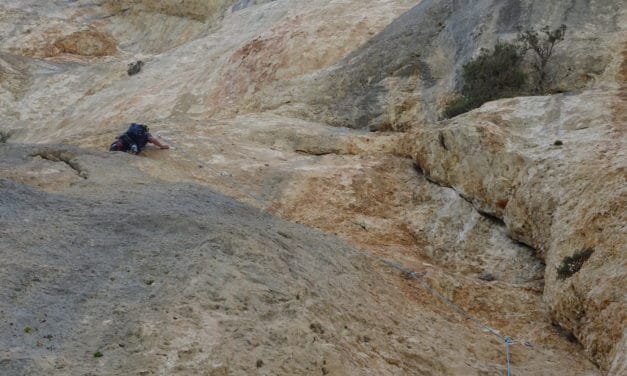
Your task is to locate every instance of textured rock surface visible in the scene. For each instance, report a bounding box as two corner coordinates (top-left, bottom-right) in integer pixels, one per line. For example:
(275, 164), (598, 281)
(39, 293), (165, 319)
(53, 29), (117, 57)
(399, 89), (626, 369)
(0, 0), (419, 141)
(0, 0), (624, 374)
(266, 0), (624, 129)
(0, 144), (598, 375)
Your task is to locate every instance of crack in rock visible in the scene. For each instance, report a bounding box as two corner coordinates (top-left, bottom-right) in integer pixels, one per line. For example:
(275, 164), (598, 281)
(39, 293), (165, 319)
(30, 148), (88, 179)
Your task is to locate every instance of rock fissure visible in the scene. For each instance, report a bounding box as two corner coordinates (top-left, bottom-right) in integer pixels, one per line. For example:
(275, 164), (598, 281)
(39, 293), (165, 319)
(31, 148), (88, 179)
(411, 155), (539, 254)
(294, 149), (333, 156)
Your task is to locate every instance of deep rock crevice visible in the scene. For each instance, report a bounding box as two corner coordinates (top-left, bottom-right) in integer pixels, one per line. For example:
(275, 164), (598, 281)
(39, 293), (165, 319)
(412, 155), (539, 255)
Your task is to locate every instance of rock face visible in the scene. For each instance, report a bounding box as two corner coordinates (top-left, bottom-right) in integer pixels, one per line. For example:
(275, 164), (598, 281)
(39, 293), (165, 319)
(268, 0), (623, 129)
(102, 0), (232, 21)
(400, 89), (626, 369)
(0, 0), (625, 374)
(0, 144), (600, 375)
(53, 30), (117, 57)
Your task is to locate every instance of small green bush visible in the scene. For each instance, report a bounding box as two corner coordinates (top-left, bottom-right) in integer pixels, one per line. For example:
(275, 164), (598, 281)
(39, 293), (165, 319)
(443, 42), (526, 118)
(443, 25), (567, 118)
(461, 42), (527, 105)
(556, 247), (594, 280)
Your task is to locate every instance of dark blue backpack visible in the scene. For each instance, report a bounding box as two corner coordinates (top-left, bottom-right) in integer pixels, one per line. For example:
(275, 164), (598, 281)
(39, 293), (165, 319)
(127, 123), (148, 139)
(125, 123), (150, 150)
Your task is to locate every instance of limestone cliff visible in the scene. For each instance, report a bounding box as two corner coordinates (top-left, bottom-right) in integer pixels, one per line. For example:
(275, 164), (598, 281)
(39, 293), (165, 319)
(400, 89), (626, 370)
(268, 0), (623, 129)
(0, 0), (624, 374)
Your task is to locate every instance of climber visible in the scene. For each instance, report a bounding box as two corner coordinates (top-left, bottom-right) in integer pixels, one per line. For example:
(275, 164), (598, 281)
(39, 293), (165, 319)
(109, 123), (169, 154)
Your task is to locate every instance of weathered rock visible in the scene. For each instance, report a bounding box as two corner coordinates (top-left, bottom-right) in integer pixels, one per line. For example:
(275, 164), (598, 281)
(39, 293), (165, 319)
(53, 29), (117, 57)
(267, 0), (623, 129)
(102, 0), (232, 22)
(0, 0), (624, 374)
(0, 144), (599, 375)
(127, 60), (144, 76)
(400, 89), (626, 369)
(231, 0), (275, 12)
(0, 0), (420, 141)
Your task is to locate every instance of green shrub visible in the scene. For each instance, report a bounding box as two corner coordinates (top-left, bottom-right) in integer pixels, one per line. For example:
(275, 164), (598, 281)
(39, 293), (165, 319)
(443, 42), (526, 118)
(462, 42), (527, 105)
(443, 26), (567, 118)
(556, 247), (594, 280)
